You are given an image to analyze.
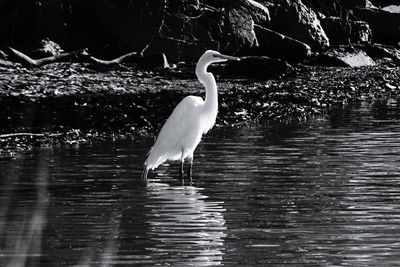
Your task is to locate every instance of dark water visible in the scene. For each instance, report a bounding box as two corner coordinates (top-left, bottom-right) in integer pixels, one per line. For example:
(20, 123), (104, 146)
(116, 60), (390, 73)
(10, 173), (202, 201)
(2, 104), (400, 266)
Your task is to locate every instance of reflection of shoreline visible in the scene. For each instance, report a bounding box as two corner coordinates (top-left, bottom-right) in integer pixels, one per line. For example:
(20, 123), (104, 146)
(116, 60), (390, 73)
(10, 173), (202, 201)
(145, 183), (226, 266)
(0, 155), (49, 267)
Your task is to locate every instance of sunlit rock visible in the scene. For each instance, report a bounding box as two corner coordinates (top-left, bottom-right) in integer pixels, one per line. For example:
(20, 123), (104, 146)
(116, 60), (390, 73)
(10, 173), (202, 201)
(315, 48), (375, 67)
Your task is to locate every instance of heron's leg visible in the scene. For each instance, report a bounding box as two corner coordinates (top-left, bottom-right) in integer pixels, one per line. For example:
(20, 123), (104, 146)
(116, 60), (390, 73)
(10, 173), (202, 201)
(180, 151), (185, 184)
(141, 166), (149, 186)
(188, 156), (193, 185)
(180, 160), (184, 179)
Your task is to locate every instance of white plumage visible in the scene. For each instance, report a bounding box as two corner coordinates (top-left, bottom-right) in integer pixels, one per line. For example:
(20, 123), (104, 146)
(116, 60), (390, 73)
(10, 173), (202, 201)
(142, 50), (240, 183)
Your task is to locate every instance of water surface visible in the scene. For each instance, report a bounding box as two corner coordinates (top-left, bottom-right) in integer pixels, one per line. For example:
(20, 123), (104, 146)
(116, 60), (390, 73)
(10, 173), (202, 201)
(1, 104), (400, 266)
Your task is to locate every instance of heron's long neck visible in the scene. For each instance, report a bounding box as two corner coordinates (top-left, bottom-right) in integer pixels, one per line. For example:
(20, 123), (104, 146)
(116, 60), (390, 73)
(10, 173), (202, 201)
(196, 63), (218, 112)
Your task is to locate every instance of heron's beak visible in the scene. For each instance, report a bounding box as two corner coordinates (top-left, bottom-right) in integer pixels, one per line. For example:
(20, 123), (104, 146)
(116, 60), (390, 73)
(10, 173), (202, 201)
(216, 54), (241, 61)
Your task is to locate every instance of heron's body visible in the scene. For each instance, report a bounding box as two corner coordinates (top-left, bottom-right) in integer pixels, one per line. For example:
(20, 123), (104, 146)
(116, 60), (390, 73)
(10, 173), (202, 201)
(142, 50), (239, 183)
(145, 95), (216, 170)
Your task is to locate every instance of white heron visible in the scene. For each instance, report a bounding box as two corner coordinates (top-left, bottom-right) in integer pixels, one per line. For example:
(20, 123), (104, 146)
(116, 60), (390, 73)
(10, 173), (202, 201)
(141, 50), (240, 184)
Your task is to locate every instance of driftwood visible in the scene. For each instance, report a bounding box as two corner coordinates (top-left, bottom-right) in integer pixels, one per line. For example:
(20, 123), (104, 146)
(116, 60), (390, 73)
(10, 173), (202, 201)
(4, 45), (170, 68)
(7, 47), (86, 68)
(88, 51), (170, 68)
(87, 51), (139, 66)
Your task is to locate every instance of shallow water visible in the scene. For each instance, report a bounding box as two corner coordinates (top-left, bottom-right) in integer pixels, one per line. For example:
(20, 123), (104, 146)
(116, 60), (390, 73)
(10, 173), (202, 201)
(1, 104), (400, 266)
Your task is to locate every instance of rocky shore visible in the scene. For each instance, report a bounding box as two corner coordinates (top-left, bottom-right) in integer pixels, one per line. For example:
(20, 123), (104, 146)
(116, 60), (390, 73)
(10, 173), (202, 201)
(1, 57), (399, 158)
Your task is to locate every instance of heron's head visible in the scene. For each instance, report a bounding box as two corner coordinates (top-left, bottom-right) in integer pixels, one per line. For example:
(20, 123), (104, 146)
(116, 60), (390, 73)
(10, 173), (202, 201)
(199, 50), (240, 65)
(196, 50), (240, 77)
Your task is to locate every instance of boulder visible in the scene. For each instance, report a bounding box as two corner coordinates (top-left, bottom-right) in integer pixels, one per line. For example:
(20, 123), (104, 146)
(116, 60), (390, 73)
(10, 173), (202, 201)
(224, 6), (258, 53)
(352, 7), (400, 46)
(360, 43), (400, 63)
(315, 48), (375, 67)
(268, 0), (330, 51)
(254, 25), (311, 61)
(226, 56), (293, 78)
(321, 16), (372, 45)
(242, 0), (271, 26)
(352, 20), (373, 44)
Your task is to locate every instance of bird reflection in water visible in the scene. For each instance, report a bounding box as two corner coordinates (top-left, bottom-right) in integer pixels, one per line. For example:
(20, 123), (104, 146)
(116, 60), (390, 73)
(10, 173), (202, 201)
(144, 182), (227, 266)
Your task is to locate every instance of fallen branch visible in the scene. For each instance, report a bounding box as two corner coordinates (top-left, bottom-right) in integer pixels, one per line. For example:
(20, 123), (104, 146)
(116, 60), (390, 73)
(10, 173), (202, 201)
(0, 133), (64, 139)
(87, 51), (138, 66)
(7, 47), (86, 68)
(87, 50), (170, 68)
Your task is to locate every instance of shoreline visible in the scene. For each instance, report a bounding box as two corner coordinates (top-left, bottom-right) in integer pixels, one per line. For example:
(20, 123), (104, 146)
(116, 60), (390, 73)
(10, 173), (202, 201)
(1, 60), (399, 157)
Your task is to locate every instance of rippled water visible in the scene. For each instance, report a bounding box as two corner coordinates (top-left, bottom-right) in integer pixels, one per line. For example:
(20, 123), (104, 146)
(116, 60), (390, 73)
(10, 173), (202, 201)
(1, 104), (400, 266)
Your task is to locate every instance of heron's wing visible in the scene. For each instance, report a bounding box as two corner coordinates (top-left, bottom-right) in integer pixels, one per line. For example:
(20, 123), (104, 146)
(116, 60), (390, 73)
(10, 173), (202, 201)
(145, 96), (204, 169)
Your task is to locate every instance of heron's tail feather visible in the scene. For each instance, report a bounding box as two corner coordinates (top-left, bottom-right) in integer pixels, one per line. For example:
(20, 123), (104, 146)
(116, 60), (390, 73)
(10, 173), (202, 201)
(145, 150), (167, 171)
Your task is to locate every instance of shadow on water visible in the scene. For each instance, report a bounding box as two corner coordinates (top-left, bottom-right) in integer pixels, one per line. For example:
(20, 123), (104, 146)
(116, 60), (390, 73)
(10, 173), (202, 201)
(1, 104), (400, 266)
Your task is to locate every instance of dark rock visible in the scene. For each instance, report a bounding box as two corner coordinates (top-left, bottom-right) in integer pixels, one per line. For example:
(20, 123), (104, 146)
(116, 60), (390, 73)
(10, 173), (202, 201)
(352, 20), (373, 44)
(255, 25), (311, 62)
(314, 47), (375, 67)
(360, 43), (400, 62)
(225, 6), (258, 53)
(226, 56), (293, 78)
(268, 0), (329, 51)
(321, 16), (372, 45)
(352, 7), (400, 46)
(242, 0), (271, 26)
(151, 1), (261, 60)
